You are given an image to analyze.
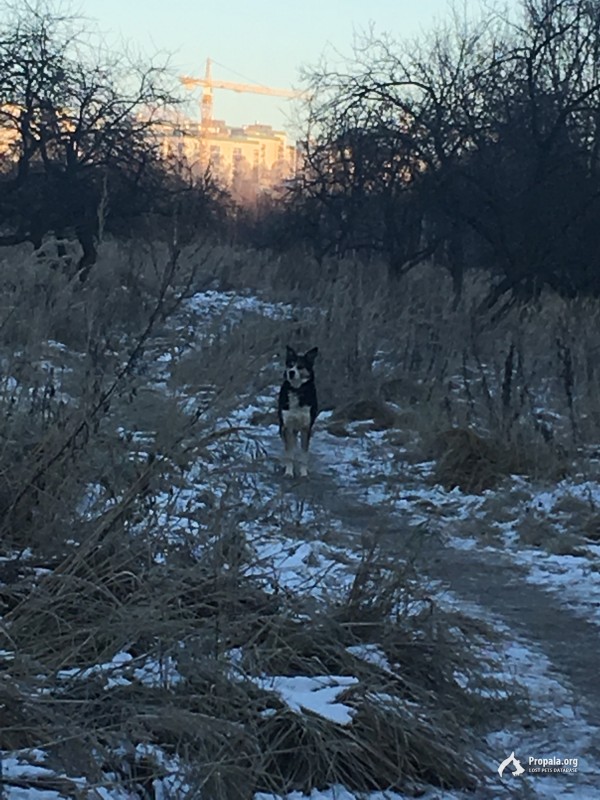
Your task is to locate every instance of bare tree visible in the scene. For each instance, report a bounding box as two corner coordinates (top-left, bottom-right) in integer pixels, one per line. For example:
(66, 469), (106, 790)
(0, 0), (179, 276)
(294, 0), (600, 306)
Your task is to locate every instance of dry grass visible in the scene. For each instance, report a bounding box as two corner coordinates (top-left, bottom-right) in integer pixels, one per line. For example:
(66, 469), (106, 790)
(199, 248), (600, 487)
(6, 231), (600, 795)
(330, 398), (400, 431)
(516, 513), (558, 548)
(1, 523), (502, 796)
(583, 513), (600, 542)
(428, 427), (520, 493)
(1, 236), (521, 797)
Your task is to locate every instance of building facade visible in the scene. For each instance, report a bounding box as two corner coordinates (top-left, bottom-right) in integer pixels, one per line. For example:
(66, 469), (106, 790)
(156, 115), (299, 203)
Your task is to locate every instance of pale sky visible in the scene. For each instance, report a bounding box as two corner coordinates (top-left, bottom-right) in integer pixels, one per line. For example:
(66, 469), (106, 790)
(79, 0), (501, 134)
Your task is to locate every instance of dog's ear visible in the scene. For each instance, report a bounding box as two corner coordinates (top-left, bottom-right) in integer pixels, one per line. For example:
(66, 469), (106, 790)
(304, 347), (319, 366)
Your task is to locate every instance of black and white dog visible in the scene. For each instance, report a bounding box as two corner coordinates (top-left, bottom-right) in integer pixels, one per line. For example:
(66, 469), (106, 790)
(278, 345), (319, 477)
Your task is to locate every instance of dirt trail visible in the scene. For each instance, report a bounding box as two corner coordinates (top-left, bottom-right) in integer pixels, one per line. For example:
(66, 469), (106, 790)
(262, 434), (600, 797)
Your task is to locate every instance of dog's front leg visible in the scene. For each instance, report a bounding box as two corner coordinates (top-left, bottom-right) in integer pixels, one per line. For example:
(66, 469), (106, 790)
(283, 428), (296, 477)
(298, 428), (311, 477)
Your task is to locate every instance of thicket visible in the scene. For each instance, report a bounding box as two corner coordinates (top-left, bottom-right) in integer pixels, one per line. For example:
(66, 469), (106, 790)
(250, 0), (600, 315)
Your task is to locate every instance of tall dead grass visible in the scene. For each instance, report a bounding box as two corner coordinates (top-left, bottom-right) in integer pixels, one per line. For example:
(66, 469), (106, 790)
(202, 246), (600, 485)
(0, 236), (512, 797)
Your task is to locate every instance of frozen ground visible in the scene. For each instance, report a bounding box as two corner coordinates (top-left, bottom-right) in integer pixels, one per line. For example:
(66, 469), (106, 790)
(2, 288), (599, 799)
(233, 408), (600, 798)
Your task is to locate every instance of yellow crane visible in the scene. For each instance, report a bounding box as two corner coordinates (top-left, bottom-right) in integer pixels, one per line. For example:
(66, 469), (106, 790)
(180, 58), (303, 126)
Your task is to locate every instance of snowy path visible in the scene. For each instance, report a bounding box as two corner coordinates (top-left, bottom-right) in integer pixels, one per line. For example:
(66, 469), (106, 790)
(253, 421), (600, 799)
(170, 290), (600, 797)
(6, 288), (600, 799)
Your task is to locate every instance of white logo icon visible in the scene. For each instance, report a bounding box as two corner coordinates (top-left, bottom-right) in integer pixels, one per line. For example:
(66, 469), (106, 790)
(498, 751), (525, 777)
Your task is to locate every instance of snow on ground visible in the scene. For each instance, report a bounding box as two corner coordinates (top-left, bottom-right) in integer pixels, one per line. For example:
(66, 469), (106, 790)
(179, 290), (600, 796)
(54, 650), (184, 690)
(4, 286), (600, 799)
(213, 381), (600, 798)
(185, 289), (295, 321)
(440, 478), (600, 627)
(163, 386), (598, 797)
(251, 675), (359, 725)
(307, 415), (600, 628)
(434, 590), (599, 798)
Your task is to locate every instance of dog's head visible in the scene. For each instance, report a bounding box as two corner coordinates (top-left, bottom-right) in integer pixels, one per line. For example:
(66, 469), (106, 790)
(284, 345), (318, 388)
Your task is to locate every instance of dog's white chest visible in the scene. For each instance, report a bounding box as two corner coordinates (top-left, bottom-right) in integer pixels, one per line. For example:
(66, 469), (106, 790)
(281, 402), (311, 431)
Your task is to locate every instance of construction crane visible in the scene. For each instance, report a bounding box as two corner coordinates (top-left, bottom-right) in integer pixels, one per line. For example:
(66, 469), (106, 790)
(180, 58), (303, 126)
